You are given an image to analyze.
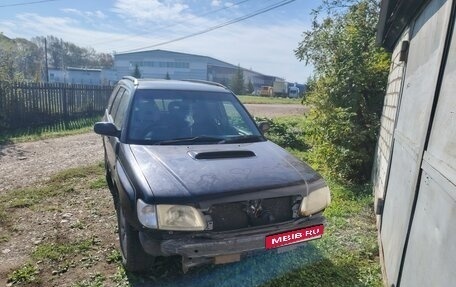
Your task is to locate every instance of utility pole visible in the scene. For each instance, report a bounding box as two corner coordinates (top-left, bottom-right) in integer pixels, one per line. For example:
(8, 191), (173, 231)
(44, 37), (49, 83)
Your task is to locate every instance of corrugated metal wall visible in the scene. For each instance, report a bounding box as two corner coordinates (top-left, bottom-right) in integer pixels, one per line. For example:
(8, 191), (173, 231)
(372, 28), (409, 220)
(373, 0), (456, 286)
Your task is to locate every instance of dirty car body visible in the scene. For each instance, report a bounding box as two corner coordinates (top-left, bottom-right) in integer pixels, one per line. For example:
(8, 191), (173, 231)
(94, 77), (330, 272)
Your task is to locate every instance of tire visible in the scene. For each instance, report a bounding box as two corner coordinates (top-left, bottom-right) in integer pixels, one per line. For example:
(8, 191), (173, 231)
(116, 202), (155, 273)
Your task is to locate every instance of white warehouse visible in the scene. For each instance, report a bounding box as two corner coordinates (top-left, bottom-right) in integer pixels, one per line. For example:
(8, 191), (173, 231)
(114, 49), (277, 89)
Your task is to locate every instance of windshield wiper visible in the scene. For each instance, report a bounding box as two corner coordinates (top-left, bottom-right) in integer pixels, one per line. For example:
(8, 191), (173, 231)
(220, 135), (264, 144)
(155, 136), (225, 145)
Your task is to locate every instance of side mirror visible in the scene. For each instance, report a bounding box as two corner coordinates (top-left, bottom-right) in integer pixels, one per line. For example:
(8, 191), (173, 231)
(94, 122), (120, 137)
(258, 121), (270, 133)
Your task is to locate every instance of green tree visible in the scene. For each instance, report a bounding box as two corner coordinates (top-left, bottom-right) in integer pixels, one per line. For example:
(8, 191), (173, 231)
(0, 34), (42, 82)
(0, 36), (16, 81)
(132, 64), (141, 78)
(296, 0), (390, 182)
(32, 36), (114, 69)
(230, 65), (245, 95)
(247, 79), (254, 93)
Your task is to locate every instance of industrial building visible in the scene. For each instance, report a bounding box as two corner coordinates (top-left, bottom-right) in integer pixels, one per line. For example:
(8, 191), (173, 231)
(113, 49), (277, 89)
(47, 49), (290, 91)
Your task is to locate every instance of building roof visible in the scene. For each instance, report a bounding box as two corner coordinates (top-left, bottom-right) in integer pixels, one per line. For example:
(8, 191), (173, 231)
(67, 67), (102, 72)
(377, 0), (429, 51)
(116, 49), (235, 67)
(115, 49), (276, 79)
(49, 67), (102, 72)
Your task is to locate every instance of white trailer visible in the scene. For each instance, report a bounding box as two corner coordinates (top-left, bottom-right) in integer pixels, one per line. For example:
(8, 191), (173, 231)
(272, 80), (287, 97)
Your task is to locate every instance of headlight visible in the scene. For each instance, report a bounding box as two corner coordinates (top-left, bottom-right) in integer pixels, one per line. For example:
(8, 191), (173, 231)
(137, 199), (158, 228)
(156, 205), (206, 231)
(300, 185), (331, 216)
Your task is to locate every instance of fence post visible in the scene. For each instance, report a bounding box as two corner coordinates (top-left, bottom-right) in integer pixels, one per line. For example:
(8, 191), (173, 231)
(62, 83), (68, 121)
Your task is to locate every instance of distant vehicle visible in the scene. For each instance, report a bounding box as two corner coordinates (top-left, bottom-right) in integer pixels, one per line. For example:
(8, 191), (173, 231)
(273, 80), (288, 97)
(289, 86), (300, 98)
(94, 76), (330, 273)
(260, 85), (273, 97)
(251, 89), (260, 96)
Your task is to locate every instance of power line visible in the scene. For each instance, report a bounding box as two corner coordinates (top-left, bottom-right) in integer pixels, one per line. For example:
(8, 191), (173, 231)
(119, 0), (296, 54)
(88, 0), (253, 46)
(0, 0), (60, 8)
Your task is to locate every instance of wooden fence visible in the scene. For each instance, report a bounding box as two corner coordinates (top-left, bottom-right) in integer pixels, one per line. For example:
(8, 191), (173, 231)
(0, 82), (113, 132)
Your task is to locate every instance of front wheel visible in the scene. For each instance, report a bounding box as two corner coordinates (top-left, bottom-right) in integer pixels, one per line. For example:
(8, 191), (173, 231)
(116, 204), (155, 273)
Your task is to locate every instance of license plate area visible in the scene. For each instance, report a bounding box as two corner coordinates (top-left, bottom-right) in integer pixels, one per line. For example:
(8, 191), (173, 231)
(265, 224), (324, 250)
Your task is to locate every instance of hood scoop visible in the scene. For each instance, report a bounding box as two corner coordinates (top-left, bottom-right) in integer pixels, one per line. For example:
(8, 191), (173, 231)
(189, 150), (256, 160)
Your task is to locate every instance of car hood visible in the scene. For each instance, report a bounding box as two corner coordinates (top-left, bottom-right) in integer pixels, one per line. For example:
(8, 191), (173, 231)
(129, 141), (323, 203)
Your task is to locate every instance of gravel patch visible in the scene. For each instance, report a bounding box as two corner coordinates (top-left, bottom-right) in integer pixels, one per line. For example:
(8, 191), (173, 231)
(0, 133), (103, 192)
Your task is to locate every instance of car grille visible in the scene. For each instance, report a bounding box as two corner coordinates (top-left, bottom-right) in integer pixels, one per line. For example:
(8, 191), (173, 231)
(206, 196), (294, 232)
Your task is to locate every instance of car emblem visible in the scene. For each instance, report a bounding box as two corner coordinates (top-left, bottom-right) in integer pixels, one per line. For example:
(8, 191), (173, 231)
(248, 199), (263, 218)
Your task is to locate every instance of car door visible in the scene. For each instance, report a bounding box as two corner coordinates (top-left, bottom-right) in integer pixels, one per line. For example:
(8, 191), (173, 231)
(105, 87), (129, 173)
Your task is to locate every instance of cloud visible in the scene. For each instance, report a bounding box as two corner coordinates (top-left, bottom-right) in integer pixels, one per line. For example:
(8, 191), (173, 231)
(224, 2), (238, 8)
(61, 8), (107, 20)
(16, 13), (78, 28)
(61, 8), (82, 15)
(211, 0), (221, 7)
(156, 22), (311, 82)
(90, 11), (107, 19)
(112, 0), (189, 23)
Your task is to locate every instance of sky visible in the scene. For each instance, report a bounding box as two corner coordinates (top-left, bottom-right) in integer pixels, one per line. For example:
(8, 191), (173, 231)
(0, 0), (320, 83)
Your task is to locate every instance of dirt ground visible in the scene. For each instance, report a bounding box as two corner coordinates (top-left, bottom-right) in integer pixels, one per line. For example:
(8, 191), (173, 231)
(0, 104), (308, 192)
(0, 105), (306, 286)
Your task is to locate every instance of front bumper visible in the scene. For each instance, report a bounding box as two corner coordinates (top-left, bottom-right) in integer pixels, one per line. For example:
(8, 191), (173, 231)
(139, 214), (325, 268)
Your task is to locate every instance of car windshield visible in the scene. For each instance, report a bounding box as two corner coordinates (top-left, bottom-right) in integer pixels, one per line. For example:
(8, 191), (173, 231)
(127, 89), (263, 145)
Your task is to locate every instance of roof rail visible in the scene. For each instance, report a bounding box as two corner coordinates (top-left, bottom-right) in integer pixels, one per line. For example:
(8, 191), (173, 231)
(181, 79), (227, 89)
(122, 76), (139, 85)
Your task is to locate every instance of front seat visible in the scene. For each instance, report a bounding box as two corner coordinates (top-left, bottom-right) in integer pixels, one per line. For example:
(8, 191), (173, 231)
(167, 101), (191, 138)
(129, 99), (161, 140)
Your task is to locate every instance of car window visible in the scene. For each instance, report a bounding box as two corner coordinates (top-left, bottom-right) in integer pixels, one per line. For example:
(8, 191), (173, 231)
(109, 87), (126, 119)
(222, 101), (250, 132)
(106, 86), (120, 112)
(113, 89), (131, 128)
(127, 89), (262, 144)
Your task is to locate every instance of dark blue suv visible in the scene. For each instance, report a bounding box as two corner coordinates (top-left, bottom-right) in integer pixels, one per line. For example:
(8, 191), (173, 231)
(94, 77), (330, 272)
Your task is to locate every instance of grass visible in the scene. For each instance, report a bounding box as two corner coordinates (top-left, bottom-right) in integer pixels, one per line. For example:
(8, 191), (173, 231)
(237, 95), (302, 105)
(106, 249), (122, 264)
(73, 273), (106, 287)
(1, 164), (104, 209)
(0, 163), (104, 227)
(7, 264), (40, 285)
(0, 115), (102, 144)
(257, 117), (382, 286)
(260, 178), (381, 287)
(89, 177), (108, 189)
(259, 116), (308, 150)
(3, 163), (107, 285)
(32, 239), (95, 262)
